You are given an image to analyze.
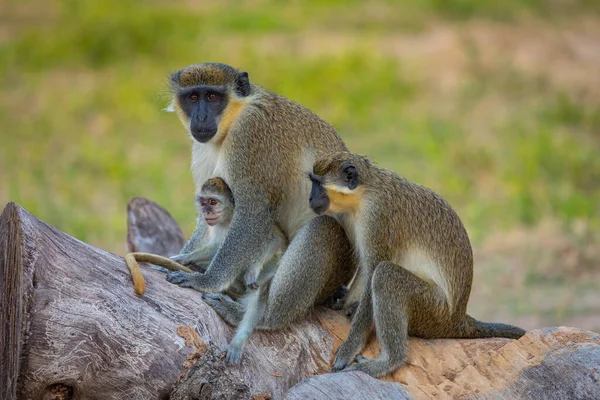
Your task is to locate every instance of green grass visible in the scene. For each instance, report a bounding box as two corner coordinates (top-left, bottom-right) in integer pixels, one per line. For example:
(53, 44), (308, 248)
(1, 0), (599, 250)
(1, 0), (599, 331)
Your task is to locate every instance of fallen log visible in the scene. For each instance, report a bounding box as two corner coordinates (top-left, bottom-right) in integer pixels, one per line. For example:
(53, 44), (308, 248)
(1, 200), (599, 400)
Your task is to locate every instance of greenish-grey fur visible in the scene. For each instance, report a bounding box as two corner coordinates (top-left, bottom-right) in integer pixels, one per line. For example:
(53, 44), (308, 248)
(203, 215), (355, 329)
(170, 62), (240, 90)
(166, 63), (357, 362)
(314, 151), (526, 378)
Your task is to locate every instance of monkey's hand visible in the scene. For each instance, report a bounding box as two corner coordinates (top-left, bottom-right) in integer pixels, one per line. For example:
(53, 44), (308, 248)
(166, 271), (202, 289)
(170, 252), (196, 266)
(244, 269), (260, 290)
(345, 301), (359, 318)
(324, 285), (349, 310)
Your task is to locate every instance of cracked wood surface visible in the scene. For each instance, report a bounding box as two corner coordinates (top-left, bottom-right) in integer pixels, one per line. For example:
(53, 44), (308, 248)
(2, 199), (599, 400)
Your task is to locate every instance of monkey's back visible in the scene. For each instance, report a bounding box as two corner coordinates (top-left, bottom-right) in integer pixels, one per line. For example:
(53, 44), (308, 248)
(368, 169), (474, 311)
(224, 86), (348, 237)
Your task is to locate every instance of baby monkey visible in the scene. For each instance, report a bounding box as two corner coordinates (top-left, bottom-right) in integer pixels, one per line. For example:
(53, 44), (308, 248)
(309, 152), (526, 378)
(171, 177), (288, 365)
(173, 177), (287, 291)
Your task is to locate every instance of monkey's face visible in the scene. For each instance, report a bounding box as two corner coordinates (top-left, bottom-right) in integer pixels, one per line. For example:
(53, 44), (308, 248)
(169, 64), (251, 144)
(198, 195), (231, 226)
(308, 173), (330, 214)
(176, 86), (229, 143)
(309, 162), (361, 215)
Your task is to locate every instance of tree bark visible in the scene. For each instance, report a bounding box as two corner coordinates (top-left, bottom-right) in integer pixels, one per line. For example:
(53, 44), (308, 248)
(2, 200), (599, 400)
(0, 201), (362, 400)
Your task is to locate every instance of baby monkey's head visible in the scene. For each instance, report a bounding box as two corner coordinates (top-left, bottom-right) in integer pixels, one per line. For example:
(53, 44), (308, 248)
(198, 177), (235, 227)
(309, 152), (371, 215)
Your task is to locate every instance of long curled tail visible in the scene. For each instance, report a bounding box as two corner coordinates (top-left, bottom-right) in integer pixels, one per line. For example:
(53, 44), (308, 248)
(456, 315), (526, 339)
(125, 252), (192, 296)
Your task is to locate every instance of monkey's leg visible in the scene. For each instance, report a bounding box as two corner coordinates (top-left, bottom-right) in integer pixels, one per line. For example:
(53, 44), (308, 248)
(331, 279), (374, 372)
(256, 215), (354, 330)
(202, 293), (245, 326)
(167, 206), (277, 293)
(225, 284), (269, 365)
(345, 261), (449, 378)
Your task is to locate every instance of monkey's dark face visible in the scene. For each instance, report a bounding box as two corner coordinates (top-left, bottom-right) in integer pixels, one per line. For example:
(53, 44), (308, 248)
(178, 86), (229, 143)
(198, 195), (232, 226)
(170, 65), (252, 144)
(309, 173), (330, 215)
(309, 162), (361, 215)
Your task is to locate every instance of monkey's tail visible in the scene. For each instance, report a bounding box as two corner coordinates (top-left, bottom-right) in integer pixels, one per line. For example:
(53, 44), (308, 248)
(457, 315), (526, 340)
(124, 253), (193, 296)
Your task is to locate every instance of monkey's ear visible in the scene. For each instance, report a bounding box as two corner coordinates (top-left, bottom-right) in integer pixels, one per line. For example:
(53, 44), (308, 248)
(169, 70), (182, 86)
(235, 72), (251, 97)
(341, 163), (359, 190)
(163, 100), (176, 112)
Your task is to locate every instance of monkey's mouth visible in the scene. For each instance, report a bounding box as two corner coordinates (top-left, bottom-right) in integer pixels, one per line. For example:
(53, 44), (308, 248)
(309, 197), (330, 215)
(191, 128), (218, 143)
(310, 204), (329, 215)
(205, 213), (221, 226)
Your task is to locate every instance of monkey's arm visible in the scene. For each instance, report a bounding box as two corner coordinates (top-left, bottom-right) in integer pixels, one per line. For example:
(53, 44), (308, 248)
(173, 216), (209, 261)
(244, 231), (284, 290)
(167, 203), (277, 293)
(171, 242), (220, 266)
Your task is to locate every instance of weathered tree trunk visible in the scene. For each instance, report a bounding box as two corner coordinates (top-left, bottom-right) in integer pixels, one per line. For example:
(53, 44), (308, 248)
(125, 197), (186, 256)
(2, 200), (599, 400)
(0, 201), (347, 399)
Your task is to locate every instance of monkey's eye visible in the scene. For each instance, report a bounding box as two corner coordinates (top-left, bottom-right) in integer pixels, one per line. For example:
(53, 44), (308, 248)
(190, 94), (199, 102)
(207, 93), (218, 102)
(209, 199), (218, 206)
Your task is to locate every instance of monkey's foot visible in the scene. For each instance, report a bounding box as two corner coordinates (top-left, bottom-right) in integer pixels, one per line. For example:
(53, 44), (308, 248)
(246, 281), (259, 291)
(202, 293), (244, 325)
(166, 271), (199, 288)
(225, 345), (243, 365)
(202, 293), (237, 305)
(343, 358), (396, 378)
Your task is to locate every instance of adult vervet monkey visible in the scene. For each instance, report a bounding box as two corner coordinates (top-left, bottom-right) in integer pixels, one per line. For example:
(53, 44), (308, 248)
(309, 151), (526, 377)
(165, 62), (355, 328)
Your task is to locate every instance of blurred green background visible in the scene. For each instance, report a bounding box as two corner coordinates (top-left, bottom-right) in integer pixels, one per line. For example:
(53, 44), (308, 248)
(1, 0), (599, 331)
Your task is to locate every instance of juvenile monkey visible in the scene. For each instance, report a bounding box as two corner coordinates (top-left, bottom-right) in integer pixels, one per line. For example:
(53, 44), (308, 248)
(176, 177), (287, 290)
(127, 177), (286, 295)
(309, 152), (526, 378)
(187, 177), (288, 364)
(172, 177), (236, 270)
